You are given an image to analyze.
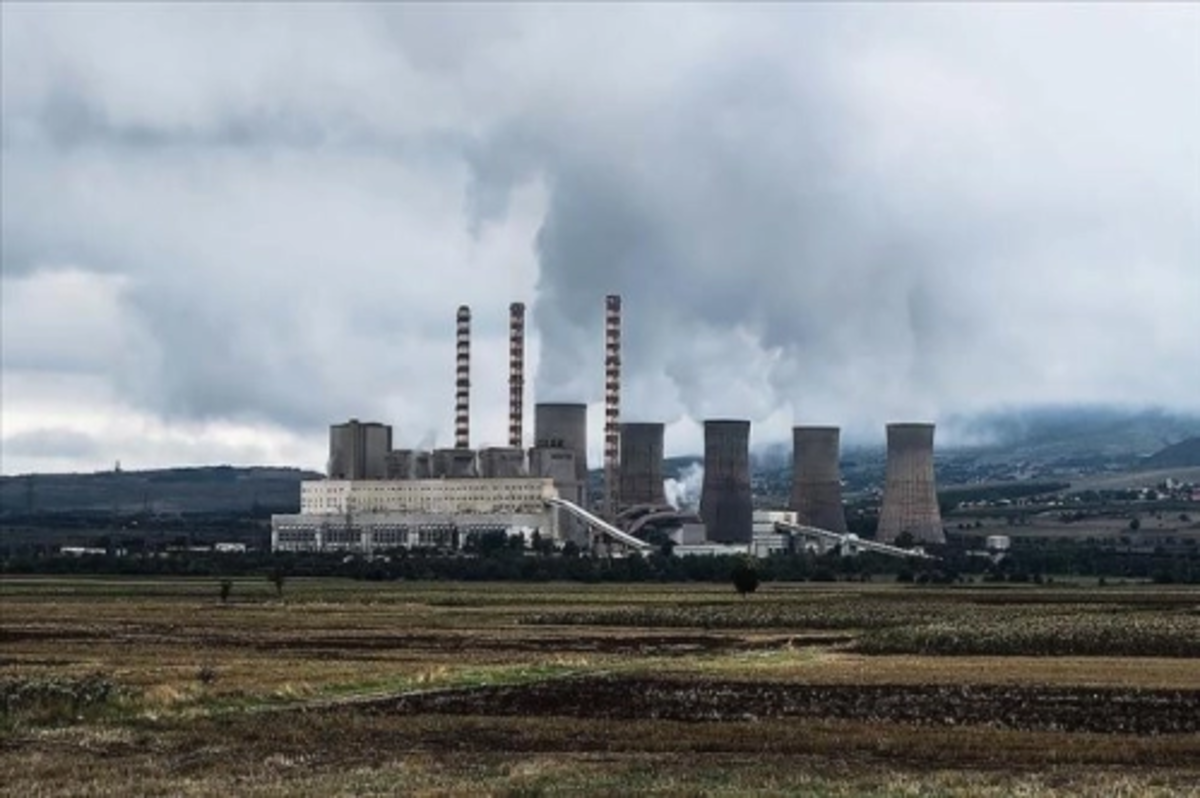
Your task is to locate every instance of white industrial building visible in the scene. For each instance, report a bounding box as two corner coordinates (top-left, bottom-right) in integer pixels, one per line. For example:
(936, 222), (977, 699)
(272, 477), (560, 552)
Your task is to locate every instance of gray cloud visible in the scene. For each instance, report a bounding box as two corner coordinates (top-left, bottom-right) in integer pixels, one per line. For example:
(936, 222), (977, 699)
(1, 4), (1198, 473)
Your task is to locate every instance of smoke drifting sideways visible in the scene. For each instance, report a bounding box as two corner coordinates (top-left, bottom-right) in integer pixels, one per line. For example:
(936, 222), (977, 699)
(467, 5), (1200, 438)
(663, 463), (705, 511)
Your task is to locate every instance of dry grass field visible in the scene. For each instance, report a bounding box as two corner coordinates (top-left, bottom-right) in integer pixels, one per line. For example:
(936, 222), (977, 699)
(3, 577), (1200, 796)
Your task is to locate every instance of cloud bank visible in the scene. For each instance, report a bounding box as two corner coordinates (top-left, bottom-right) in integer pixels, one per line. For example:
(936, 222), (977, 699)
(2, 4), (1197, 473)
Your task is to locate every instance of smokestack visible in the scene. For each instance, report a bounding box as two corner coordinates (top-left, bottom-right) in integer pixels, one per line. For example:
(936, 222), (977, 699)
(619, 422), (666, 508)
(700, 419), (753, 543)
(508, 302), (525, 449)
(877, 423), (945, 545)
(790, 426), (848, 532)
(455, 305), (470, 449)
(604, 294), (621, 517)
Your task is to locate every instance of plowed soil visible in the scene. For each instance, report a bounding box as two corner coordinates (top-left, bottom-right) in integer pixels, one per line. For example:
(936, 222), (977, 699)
(378, 675), (1200, 735)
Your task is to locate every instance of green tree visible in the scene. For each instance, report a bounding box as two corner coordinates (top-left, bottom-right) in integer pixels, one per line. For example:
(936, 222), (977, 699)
(731, 559), (760, 598)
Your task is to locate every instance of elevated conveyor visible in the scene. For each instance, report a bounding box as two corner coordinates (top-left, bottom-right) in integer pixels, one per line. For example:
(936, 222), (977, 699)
(774, 521), (938, 560)
(545, 497), (654, 552)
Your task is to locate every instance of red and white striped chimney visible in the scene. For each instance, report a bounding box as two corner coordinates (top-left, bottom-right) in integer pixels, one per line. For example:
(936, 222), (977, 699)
(508, 302), (525, 449)
(455, 305), (471, 449)
(604, 294), (622, 517)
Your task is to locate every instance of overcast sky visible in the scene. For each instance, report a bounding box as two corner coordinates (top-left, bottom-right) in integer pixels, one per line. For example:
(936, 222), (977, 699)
(2, 3), (1198, 475)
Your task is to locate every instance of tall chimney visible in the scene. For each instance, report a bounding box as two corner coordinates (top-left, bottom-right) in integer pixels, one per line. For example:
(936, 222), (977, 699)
(455, 305), (470, 449)
(604, 294), (622, 518)
(508, 302), (525, 449)
(877, 423), (945, 544)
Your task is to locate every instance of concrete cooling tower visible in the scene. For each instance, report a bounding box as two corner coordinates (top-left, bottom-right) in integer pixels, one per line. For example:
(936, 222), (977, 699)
(700, 420), (753, 543)
(619, 422), (666, 508)
(534, 403), (588, 486)
(876, 423), (945, 545)
(789, 426), (848, 533)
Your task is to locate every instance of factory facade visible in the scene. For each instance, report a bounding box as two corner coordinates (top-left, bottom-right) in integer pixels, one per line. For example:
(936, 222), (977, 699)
(271, 476), (559, 552)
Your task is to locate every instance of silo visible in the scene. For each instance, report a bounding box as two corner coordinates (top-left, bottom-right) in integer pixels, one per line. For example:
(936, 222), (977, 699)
(789, 426), (848, 532)
(534, 403), (588, 485)
(877, 423), (945, 544)
(699, 420), (753, 543)
(433, 448), (478, 479)
(479, 447), (527, 478)
(619, 422), (666, 508)
(385, 449), (415, 480)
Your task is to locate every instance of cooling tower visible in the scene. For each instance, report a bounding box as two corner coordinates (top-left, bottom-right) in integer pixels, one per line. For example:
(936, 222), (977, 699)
(619, 422), (666, 508)
(789, 426), (848, 533)
(699, 420), (753, 543)
(385, 449), (415, 480)
(432, 448), (478, 479)
(876, 423), (945, 545)
(479, 447), (527, 478)
(534, 403), (588, 485)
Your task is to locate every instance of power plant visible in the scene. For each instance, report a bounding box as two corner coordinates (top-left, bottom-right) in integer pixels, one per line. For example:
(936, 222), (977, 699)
(699, 420), (753, 543)
(790, 426), (848, 533)
(876, 423), (945, 545)
(272, 296), (945, 558)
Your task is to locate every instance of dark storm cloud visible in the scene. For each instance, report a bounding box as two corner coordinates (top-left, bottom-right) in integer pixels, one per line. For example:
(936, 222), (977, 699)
(1, 3), (1197, 473)
(464, 5), (1200, 437)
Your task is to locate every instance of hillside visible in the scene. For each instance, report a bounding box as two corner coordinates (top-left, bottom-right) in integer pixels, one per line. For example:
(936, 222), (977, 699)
(0, 466), (320, 516)
(1143, 437), (1200, 469)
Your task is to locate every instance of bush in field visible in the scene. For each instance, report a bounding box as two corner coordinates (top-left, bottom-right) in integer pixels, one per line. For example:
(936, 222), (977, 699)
(0, 673), (122, 728)
(731, 560), (760, 598)
(268, 567), (286, 598)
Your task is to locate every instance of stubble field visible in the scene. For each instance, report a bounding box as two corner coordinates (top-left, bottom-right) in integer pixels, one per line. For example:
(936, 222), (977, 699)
(2, 577), (1199, 796)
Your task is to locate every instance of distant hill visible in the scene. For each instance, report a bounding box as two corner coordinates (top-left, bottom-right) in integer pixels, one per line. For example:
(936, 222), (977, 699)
(1142, 437), (1200, 469)
(0, 466), (321, 516)
(943, 406), (1200, 461)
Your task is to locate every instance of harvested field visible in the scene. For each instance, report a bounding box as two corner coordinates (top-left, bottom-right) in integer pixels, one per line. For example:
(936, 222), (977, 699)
(380, 675), (1200, 735)
(2, 577), (1199, 796)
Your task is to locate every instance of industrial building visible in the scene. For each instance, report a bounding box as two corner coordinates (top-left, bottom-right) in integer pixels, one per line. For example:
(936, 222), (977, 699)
(327, 419), (392, 480)
(271, 477), (559, 552)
